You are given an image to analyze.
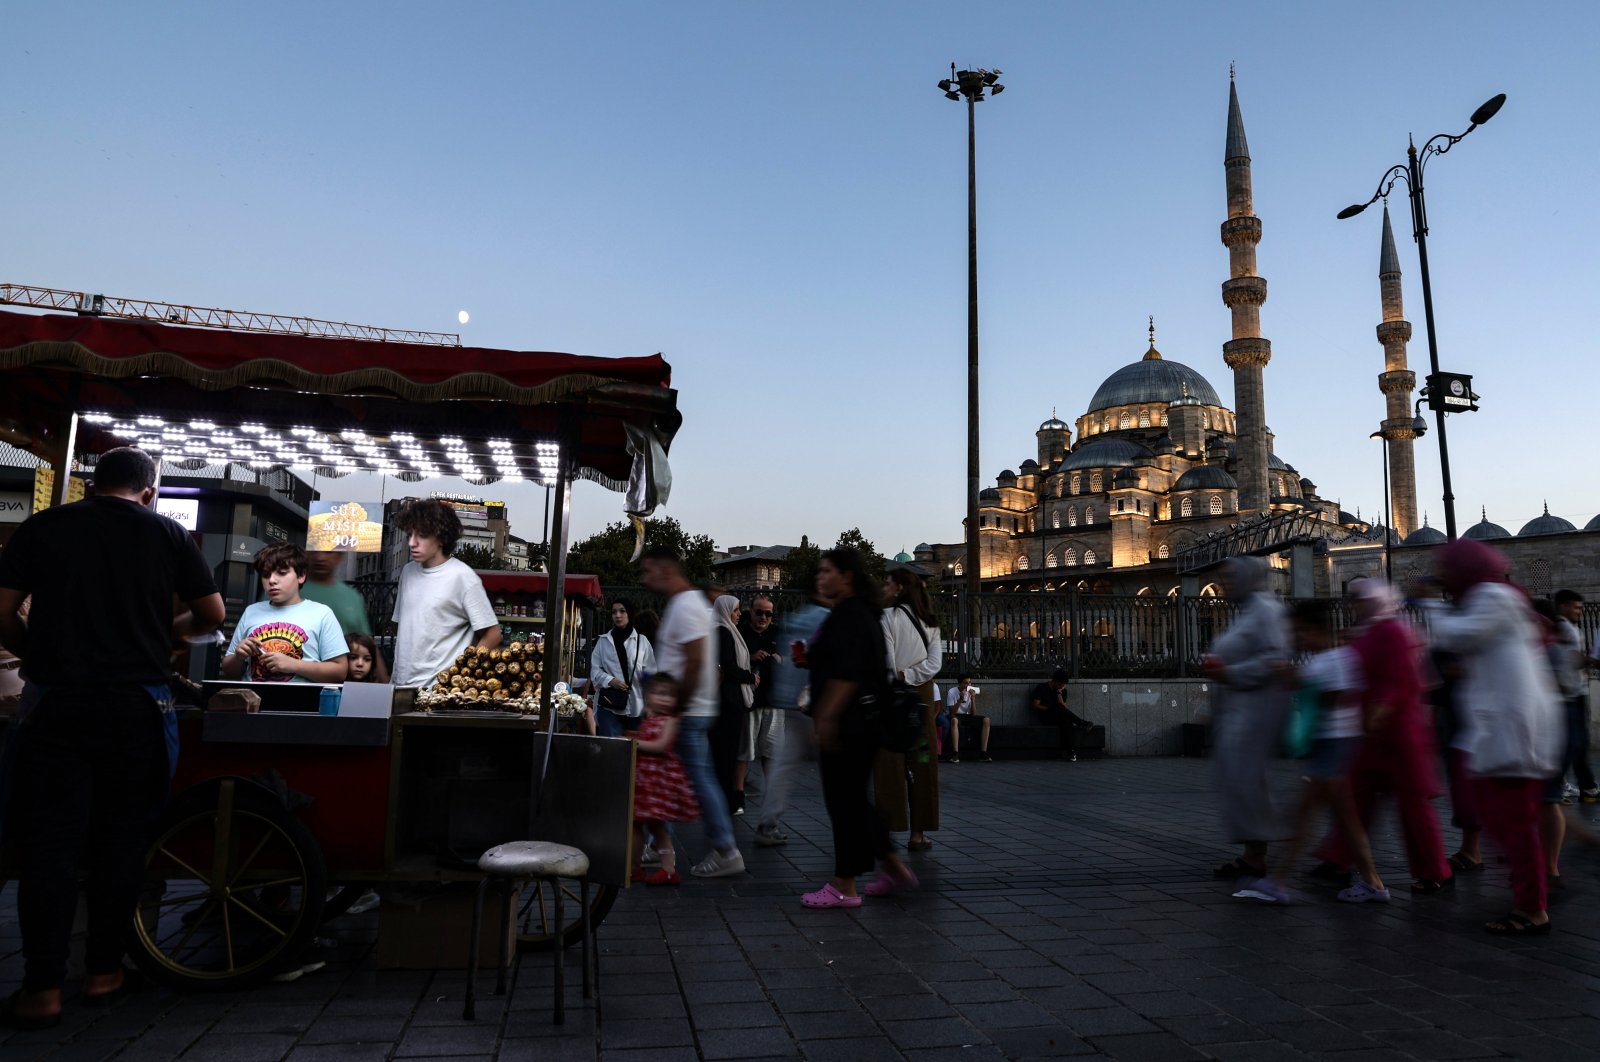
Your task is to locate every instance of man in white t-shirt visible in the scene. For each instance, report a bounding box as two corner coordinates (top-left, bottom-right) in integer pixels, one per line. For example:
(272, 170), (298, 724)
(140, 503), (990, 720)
(389, 500), (501, 688)
(640, 545), (743, 878)
(942, 674), (991, 763)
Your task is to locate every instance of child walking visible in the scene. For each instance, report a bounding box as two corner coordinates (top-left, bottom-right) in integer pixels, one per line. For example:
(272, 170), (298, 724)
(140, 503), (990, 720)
(1236, 600), (1390, 904)
(632, 674), (699, 886)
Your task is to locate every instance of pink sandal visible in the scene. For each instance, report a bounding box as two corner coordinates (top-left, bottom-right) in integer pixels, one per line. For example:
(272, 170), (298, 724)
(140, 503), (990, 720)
(863, 866), (919, 897)
(801, 883), (862, 908)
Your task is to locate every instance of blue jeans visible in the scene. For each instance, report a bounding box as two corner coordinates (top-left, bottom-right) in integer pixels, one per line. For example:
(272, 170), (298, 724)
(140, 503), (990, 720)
(677, 714), (735, 852)
(594, 708), (636, 739)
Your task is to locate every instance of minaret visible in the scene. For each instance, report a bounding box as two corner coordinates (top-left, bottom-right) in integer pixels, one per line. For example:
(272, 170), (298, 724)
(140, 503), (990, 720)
(1219, 70), (1271, 512)
(1376, 205), (1420, 537)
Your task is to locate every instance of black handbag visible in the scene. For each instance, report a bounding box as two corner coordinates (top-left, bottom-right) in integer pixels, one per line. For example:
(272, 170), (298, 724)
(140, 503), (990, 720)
(874, 606), (931, 754)
(597, 633), (634, 714)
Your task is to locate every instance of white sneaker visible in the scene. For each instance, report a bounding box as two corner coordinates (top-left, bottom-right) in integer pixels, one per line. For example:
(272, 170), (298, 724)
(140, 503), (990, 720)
(641, 843), (662, 866)
(754, 825), (788, 847)
(690, 848), (746, 878)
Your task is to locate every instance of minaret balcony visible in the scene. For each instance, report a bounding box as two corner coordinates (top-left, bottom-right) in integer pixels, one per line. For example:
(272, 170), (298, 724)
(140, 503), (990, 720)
(1376, 320), (1413, 344)
(1379, 370), (1415, 394)
(1221, 275), (1268, 308)
(1381, 416), (1421, 440)
(1222, 336), (1272, 368)
(1219, 215), (1262, 248)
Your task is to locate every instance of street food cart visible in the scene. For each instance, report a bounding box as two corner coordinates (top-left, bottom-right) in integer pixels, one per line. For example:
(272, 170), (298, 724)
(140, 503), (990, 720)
(0, 307), (677, 989)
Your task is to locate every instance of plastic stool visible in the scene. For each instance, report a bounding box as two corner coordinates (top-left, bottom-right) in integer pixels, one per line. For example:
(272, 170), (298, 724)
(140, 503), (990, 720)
(463, 840), (590, 1023)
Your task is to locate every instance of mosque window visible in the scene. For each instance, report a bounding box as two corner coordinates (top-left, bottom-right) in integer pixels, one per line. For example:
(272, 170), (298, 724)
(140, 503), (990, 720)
(1084, 549), (1097, 565)
(1046, 551), (1059, 568)
(1085, 507), (1095, 525)
(1158, 543), (1170, 559)
(1140, 410), (1151, 428)
(1158, 409), (1168, 426)
(1180, 497), (1193, 518)
(1017, 554), (1030, 571)
(1117, 500), (1125, 513)
(1105, 415), (1115, 431)
(1070, 473), (1081, 494)
(1064, 549), (1078, 567)
(1090, 472), (1102, 492)
(1209, 496), (1224, 515)
(1119, 412), (1131, 430)
(1051, 511), (1060, 529)
(953, 561), (963, 576)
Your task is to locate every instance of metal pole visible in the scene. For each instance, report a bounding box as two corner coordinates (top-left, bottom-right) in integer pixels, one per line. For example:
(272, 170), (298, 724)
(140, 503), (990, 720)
(539, 435), (573, 723)
(1406, 142), (1457, 540)
(1381, 434), (1392, 582)
(964, 92), (982, 661)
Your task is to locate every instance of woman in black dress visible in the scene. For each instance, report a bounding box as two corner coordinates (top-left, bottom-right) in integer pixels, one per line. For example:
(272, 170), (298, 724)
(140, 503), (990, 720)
(801, 548), (916, 907)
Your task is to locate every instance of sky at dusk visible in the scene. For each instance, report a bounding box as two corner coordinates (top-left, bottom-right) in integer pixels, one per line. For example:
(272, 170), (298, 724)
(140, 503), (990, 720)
(5, 1), (1597, 555)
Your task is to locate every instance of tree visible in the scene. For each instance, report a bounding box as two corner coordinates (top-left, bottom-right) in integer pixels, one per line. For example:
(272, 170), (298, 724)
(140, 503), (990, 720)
(781, 535), (821, 591)
(454, 543), (506, 570)
(833, 527), (887, 583)
(564, 515), (716, 587)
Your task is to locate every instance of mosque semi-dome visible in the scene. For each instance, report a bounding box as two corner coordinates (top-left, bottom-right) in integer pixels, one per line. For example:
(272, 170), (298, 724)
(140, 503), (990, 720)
(1403, 523), (1448, 546)
(1462, 512), (1511, 541)
(1087, 356), (1223, 412)
(1057, 438), (1155, 472)
(1173, 466), (1238, 491)
(1517, 504), (1575, 537)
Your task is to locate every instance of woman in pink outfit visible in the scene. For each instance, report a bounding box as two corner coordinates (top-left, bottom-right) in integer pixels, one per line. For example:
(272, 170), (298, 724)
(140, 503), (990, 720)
(1313, 578), (1452, 893)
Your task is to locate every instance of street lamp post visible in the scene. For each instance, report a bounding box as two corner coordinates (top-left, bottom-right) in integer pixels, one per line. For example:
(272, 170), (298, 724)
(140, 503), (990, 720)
(938, 63), (1003, 671)
(1337, 93), (1505, 541)
(1370, 404), (1429, 582)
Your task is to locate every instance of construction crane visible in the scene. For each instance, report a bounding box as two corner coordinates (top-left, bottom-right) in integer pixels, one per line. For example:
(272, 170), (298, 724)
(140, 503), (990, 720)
(0, 282), (461, 347)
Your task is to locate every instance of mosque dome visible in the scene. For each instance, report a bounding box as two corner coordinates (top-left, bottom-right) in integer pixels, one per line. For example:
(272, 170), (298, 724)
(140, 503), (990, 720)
(1268, 453), (1295, 472)
(978, 487), (1001, 502)
(914, 542), (932, 553)
(893, 550), (914, 563)
(1038, 414), (1069, 432)
(1462, 511), (1510, 540)
(997, 469), (1017, 485)
(1019, 459), (1039, 471)
(1087, 356), (1222, 412)
(1587, 514), (1600, 532)
(1153, 435), (1178, 454)
(1517, 503), (1575, 537)
(1403, 523), (1447, 546)
(1057, 438), (1155, 472)
(1173, 466), (1238, 491)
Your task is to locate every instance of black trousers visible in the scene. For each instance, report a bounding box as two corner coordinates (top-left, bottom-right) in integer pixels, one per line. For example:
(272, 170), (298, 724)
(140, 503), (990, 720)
(1035, 706), (1090, 755)
(818, 729), (890, 879)
(1565, 694), (1595, 793)
(11, 687), (168, 991)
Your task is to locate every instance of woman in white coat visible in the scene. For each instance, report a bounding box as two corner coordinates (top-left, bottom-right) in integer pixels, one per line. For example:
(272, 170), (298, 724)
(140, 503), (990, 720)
(590, 598), (656, 738)
(873, 569), (943, 857)
(1426, 538), (1561, 934)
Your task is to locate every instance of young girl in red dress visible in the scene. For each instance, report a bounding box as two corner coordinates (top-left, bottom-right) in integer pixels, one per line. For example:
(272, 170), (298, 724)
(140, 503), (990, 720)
(633, 673), (699, 886)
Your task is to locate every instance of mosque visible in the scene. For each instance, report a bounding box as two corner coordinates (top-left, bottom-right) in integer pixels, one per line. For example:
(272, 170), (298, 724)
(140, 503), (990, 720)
(914, 76), (1600, 599)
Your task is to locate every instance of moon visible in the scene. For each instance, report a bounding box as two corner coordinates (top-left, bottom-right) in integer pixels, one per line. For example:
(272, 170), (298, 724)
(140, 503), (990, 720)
(457, 310), (470, 325)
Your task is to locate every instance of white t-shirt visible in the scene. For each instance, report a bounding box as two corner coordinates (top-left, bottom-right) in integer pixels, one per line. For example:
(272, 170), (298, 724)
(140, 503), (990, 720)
(655, 590), (718, 718)
(1301, 645), (1363, 739)
(946, 684), (981, 713)
(226, 597), (347, 683)
(391, 558), (498, 687)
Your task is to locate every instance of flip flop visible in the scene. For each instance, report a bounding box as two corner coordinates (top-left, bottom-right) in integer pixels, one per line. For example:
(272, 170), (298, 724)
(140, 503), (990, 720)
(1484, 912), (1551, 935)
(1448, 852), (1484, 874)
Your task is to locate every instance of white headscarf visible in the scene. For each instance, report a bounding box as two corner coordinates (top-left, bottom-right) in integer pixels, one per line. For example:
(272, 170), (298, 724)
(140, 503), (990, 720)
(714, 595), (754, 707)
(1349, 577), (1401, 623)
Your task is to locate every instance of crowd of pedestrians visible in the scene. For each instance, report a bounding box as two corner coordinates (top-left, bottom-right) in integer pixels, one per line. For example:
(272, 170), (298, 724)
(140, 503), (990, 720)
(1213, 537), (1597, 938)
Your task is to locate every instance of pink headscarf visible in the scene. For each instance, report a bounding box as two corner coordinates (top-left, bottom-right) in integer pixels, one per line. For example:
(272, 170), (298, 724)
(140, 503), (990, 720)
(1434, 538), (1510, 600)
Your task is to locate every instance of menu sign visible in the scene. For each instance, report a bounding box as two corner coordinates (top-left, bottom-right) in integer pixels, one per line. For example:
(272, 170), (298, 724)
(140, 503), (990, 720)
(31, 468), (86, 514)
(307, 500), (383, 553)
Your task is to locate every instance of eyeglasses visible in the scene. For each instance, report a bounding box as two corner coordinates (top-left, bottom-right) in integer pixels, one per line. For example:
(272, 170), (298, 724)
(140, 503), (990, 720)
(753, 609), (774, 617)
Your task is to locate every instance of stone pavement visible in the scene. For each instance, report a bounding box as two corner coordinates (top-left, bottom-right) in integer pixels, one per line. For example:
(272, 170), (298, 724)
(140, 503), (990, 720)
(5, 756), (1600, 1060)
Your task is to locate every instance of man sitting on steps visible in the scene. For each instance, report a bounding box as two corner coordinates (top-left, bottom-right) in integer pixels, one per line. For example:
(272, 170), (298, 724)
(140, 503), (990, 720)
(1030, 668), (1095, 762)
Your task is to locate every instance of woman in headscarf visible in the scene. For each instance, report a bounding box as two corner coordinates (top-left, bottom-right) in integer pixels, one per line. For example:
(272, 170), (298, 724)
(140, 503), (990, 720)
(873, 569), (942, 858)
(1205, 556), (1292, 880)
(1311, 577), (1452, 893)
(712, 594), (756, 815)
(589, 597), (656, 738)
(1425, 538), (1562, 934)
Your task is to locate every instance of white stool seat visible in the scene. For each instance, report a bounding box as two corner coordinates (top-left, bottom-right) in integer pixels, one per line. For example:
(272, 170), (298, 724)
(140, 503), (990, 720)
(477, 840), (590, 879)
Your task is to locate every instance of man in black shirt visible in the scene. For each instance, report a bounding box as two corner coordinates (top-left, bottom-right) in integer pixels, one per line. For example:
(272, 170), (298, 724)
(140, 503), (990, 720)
(1029, 668), (1095, 762)
(737, 595), (781, 817)
(0, 447), (223, 1027)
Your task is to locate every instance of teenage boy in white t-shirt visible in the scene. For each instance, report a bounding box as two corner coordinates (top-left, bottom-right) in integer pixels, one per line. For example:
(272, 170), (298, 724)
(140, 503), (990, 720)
(222, 544), (349, 683)
(389, 500), (501, 688)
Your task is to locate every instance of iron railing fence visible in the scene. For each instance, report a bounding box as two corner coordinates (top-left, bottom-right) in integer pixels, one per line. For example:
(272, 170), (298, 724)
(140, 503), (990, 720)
(354, 579), (1600, 683)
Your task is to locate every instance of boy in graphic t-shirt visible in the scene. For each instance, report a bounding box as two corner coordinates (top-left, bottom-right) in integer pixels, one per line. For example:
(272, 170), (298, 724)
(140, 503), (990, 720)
(222, 544), (349, 683)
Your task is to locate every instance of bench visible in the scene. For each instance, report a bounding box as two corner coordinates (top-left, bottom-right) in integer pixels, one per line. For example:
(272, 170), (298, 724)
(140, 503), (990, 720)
(987, 724), (1106, 760)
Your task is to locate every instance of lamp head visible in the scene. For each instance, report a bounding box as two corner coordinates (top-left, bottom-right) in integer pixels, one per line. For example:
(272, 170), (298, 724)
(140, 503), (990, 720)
(1337, 203), (1368, 220)
(990, 83), (1005, 95)
(944, 90), (960, 100)
(937, 79), (953, 91)
(1369, 430), (1384, 440)
(1469, 93), (1506, 127)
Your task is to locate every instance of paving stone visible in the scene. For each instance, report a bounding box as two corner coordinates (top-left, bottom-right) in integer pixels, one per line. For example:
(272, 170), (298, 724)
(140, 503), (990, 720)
(284, 1046), (396, 1062)
(881, 1016), (990, 1049)
(1061, 1007), (1161, 1037)
(799, 1036), (911, 1061)
(1087, 1031), (1210, 1060)
(697, 1025), (803, 1059)
(689, 1000), (783, 1029)
(181, 1033), (300, 1061)
(783, 1007), (883, 1040)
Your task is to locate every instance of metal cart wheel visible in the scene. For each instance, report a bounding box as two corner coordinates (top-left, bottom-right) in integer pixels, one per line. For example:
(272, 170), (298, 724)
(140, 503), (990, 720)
(517, 878), (617, 952)
(128, 777), (327, 991)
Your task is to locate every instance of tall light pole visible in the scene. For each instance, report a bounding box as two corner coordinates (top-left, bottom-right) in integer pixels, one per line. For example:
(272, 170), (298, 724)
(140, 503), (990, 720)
(1338, 92), (1505, 541)
(938, 63), (1003, 665)
(1371, 404), (1428, 581)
